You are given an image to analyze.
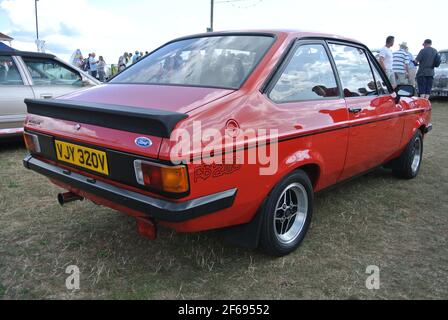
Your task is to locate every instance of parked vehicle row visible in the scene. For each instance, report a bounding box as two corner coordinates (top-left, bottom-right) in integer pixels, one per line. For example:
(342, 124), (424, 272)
(0, 49), (99, 138)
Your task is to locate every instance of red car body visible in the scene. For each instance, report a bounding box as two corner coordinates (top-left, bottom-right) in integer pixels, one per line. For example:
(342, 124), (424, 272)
(23, 30), (432, 255)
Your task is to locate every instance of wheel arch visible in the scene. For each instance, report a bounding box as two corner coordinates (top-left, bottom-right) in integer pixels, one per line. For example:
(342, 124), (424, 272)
(418, 124), (427, 136)
(295, 163), (321, 190)
(272, 162), (322, 195)
(221, 161), (321, 251)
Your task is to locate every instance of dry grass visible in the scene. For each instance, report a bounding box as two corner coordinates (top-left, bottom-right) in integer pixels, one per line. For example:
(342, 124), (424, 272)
(1, 101), (447, 300)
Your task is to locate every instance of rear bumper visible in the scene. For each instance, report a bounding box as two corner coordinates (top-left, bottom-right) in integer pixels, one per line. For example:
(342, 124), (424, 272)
(0, 127), (23, 138)
(23, 155), (237, 222)
(431, 89), (448, 97)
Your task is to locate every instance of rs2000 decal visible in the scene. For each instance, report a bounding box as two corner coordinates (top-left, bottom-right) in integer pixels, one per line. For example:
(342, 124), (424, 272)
(194, 164), (242, 182)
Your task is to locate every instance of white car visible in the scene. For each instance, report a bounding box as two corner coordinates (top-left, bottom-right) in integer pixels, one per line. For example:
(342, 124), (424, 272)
(432, 50), (448, 97)
(0, 49), (100, 138)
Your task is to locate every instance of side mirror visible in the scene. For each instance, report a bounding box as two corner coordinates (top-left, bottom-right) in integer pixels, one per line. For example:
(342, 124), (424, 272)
(395, 85), (415, 103)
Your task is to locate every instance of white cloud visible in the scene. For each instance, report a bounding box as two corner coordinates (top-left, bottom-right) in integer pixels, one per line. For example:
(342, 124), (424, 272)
(1, 0), (446, 64)
(9, 39), (35, 51)
(1, 0), (146, 63)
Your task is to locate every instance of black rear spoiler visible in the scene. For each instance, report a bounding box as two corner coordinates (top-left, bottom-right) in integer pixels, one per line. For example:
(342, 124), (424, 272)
(25, 99), (188, 138)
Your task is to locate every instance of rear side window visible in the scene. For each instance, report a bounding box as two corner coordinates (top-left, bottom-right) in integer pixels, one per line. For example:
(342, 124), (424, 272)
(269, 44), (339, 103)
(0, 56), (23, 85)
(22, 58), (82, 86)
(329, 44), (377, 97)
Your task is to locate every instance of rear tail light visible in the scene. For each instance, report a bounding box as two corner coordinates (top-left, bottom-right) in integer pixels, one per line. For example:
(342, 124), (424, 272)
(23, 132), (41, 154)
(134, 160), (189, 194)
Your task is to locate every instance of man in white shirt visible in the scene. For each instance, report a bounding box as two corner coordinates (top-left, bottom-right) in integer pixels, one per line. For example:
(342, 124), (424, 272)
(88, 52), (98, 79)
(379, 36), (396, 88)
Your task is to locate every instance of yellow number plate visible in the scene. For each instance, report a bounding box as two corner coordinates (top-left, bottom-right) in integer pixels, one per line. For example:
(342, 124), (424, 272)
(55, 140), (109, 175)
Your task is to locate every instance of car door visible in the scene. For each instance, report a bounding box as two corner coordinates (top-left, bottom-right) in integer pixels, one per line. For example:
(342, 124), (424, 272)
(20, 57), (84, 99)
(265, 40), (349, 189)
(327, 42), (404, 181)
(0, 55), (35, 131)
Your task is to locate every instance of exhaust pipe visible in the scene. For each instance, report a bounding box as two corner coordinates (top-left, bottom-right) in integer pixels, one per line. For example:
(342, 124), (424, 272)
(57, 192), (84, 206)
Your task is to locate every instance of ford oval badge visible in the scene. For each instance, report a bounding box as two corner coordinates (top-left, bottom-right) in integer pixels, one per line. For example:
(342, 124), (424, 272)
(135, 137), (153, 148)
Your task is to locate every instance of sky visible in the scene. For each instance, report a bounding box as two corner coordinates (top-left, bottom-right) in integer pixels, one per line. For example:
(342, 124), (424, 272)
(0, 0), (446, 64)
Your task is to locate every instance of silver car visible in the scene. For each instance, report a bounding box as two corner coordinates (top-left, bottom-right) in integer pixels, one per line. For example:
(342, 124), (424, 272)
(0, 50), (99, 138)
(432, 50), (448, 97)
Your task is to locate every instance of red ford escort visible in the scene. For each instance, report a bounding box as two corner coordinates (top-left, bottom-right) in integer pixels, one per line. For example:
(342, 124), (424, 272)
(23, 30), (432, 256)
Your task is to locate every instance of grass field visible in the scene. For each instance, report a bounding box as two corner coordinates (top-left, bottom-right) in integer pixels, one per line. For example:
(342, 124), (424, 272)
(1, 101), (447, 300)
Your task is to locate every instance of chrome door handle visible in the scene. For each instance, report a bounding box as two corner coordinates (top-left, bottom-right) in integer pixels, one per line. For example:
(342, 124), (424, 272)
(348, 107), (362, 113)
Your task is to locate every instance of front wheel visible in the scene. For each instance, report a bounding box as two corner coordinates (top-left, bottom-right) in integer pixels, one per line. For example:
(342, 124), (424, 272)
(393, 130), (424, 179)
(259, 170), (313, 257)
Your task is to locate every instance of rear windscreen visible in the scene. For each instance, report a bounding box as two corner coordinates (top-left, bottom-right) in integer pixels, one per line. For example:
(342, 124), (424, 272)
(110, 35), (275, 89)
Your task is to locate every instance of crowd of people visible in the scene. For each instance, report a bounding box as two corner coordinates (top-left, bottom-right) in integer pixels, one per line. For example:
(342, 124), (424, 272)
(71, 49), (107, 81)
(117, 50), (149, 72)
(70, 49), (150, 82)
(378, 36), (442, 99)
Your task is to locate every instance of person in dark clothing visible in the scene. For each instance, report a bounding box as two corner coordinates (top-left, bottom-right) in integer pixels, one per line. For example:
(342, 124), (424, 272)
(415, 39), (440, 99)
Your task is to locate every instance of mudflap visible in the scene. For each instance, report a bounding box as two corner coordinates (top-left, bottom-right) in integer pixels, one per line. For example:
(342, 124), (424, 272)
(136, 217), (157, 240)
(219, 199), (266, 250)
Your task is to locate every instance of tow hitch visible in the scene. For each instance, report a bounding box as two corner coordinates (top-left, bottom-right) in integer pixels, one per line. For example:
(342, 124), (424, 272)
(136, 217), (157, 240)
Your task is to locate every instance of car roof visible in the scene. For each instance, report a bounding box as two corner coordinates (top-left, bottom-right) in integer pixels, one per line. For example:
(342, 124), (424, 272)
(0, 50), (55, 59)
(171, 29), (362, 45)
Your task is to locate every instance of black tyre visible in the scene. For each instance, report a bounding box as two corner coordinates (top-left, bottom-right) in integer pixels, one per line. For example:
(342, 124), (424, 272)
(392, 130), (424, 179)
(259, 170), (313, 257)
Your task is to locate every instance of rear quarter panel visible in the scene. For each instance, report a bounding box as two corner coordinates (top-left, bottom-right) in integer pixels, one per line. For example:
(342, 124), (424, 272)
(159, 90), (349, 232)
